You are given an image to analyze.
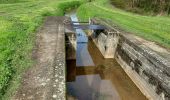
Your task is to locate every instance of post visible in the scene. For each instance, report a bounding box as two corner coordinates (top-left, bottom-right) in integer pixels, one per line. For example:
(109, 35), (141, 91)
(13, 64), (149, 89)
(89, 17), (91, 25)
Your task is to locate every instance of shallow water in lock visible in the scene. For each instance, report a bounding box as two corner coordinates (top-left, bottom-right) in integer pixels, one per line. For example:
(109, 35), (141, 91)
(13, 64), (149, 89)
(66, 12), (147, 100)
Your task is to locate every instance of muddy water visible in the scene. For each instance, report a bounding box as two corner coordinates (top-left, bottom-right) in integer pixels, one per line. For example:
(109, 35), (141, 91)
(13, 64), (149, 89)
(66, 12), (147, 100)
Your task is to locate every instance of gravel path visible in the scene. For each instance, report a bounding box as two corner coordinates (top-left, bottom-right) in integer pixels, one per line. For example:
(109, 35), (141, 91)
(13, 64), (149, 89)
(13, 17), (66, 100)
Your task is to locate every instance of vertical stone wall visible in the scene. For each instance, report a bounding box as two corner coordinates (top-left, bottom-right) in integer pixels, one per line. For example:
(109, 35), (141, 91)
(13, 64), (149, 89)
(65, 33), (76, 60)
(115, 34), (170, 100)
(90, 18), (170, 100)
(65, 17), (76, 60)
(90, 29), (119, 58)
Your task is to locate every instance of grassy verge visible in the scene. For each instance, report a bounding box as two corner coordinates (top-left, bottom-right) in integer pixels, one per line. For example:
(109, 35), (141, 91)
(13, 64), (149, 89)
(0, 0), (86, 99)
(77, 0), (170, 48)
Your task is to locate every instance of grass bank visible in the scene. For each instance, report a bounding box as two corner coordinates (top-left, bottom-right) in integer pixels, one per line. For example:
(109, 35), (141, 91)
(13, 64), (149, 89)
(0, 0), (85, 99)
(77, 0), (170, 48)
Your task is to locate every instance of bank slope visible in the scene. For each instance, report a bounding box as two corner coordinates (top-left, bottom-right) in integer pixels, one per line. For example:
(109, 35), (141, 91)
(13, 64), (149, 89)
(77, 0), (170, 48)
(0, 0), (84, 99)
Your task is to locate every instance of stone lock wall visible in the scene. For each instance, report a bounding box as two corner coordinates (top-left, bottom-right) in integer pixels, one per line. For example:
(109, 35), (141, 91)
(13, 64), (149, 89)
(90, 19), (170, 100)
(90, 29), (119, 58)
(65, 33), (76, 60)
(115, 34), (170, 100)
(65, 17), (76, 60)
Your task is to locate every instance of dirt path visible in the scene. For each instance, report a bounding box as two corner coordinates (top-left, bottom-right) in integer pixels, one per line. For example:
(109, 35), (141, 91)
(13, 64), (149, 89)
(13, 17), (66, 100)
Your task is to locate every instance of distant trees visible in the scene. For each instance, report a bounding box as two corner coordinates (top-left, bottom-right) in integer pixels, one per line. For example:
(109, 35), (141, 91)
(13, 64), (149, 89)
(132, 0), (169, 14)
(111, 0), (170, 15)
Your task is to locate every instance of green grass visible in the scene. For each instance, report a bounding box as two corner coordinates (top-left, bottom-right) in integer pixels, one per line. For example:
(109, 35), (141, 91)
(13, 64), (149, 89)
(0, 0), (86, 99)
(0, 0), (22, 4)
(77, 0), (170, 48)
(1, 0), (170, 99)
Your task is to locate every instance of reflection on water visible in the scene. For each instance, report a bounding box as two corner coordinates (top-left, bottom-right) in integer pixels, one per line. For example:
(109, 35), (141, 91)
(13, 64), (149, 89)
(67, 75), (120, 100)
(67, 41), (147, 100)
(76, 43), (94, 66)
(66, 12), (147, 100)
(68, 13), (94, 66)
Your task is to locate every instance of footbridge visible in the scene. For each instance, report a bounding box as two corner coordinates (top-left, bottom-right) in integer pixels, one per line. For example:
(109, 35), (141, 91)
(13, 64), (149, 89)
(65, 18), (107, 30)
